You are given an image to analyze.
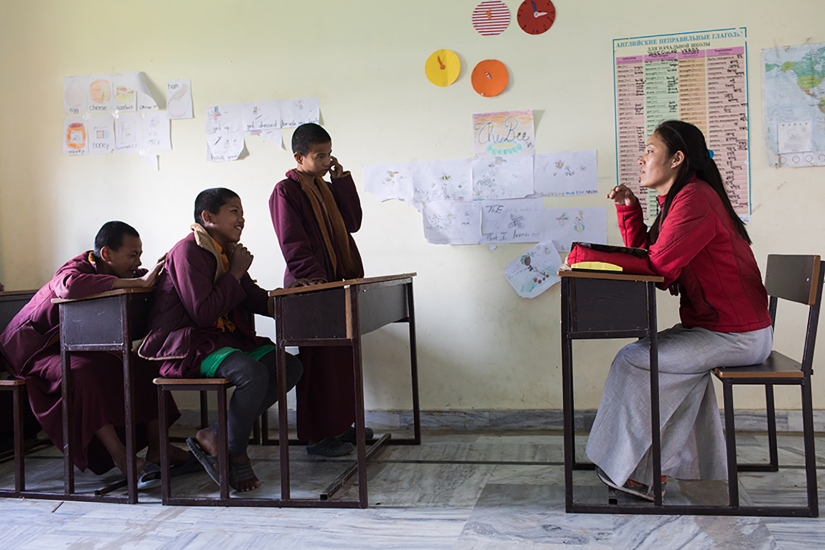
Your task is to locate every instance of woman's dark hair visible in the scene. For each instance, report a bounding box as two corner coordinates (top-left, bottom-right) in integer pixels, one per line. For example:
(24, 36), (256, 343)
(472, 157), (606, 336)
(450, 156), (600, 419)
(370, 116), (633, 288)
(648, 120), (751, 244)
(94, 221), (139, 258)
(194, 188), (240, 225)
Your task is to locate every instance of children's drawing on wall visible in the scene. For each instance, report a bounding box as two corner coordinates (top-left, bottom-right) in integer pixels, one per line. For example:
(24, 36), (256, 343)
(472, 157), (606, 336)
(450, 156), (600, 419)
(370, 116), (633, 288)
(281, 97), (320, 128)
(242, 100), (281, 134)
(533, 150), (598, 196)
(166, 79), (193, 119)
(63, 117), (88, 155)
(114, 112), (142, 154)
(363, 162), (415, 203)
(205, 104), (245, 161)
(87, 76), (115, 113)
(63, 77), (86, 116)
(481, 198), (544, 243)
(206, 132), (244, 162)
(472, 155), (534, 200)
(504, 241), (562, 299)
(422, 201), (482, 245)
(544, 207), (607, 252)
(113, 74), (137, 112)
(87, 115), (114, 155)
(473, 110), (535, 157)
(141, 111), (172, 152)
(414, 158), (473, 203)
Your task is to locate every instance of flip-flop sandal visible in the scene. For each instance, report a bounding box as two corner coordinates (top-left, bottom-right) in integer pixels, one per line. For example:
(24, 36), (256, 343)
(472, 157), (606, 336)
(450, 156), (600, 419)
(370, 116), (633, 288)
(169, 452), (204, 478)
(187, 437), (220, 487)
(595, 466), (665, 502)
(229, 459), (259, 492)
(137, 462), (162, 490)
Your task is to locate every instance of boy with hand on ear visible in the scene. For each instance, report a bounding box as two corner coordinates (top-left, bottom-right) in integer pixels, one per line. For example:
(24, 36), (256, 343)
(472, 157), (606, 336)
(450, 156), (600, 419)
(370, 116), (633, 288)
(269, 123), (370, 457)
(140, 188), (303, 492)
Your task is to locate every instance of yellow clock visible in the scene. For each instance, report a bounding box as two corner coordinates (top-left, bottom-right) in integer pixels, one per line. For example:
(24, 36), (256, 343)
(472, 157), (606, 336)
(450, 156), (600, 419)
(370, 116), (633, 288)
(425, 49), (461, 87)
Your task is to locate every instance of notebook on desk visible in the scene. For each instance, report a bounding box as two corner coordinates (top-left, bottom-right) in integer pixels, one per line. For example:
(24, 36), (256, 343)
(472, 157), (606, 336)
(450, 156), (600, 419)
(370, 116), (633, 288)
(569, 242), (648, 273)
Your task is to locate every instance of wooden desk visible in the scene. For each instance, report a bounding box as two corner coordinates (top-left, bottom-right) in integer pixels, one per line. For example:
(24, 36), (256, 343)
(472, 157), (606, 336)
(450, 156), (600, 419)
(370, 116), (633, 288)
(268, 273), (421, 508)
(53, 287), (154, 504)
(559, 270), (667, 513)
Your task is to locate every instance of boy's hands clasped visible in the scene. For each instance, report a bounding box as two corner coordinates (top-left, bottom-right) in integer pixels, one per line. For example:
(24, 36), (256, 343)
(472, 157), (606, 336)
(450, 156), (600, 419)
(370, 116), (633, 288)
(229, 244), (254, 280)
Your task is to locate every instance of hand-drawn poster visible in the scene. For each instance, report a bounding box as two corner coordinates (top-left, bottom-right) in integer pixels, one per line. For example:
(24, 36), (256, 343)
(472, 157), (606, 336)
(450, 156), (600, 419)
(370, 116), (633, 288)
(136, 72), (160, 111)
(480, 198), (545, 244)
(543, 207), (607, 252)
(280, 97), (320, 128)
(63, 76), (87, 116)
(533, 150), (598, 196)
(263, 129), (283, 147)
(114, 112), (142, 154)
(142, 111), (172, 152)
(63, 116), (88, 155)
(473, 110), (535, 157)
(87, 115), (115, 155)
(504, 241), (563, 299)
(111, 74), (138, 112)
(472, 155), (534, 200)
(87, 75), (116, 114)
(242, 100), (281, 134)
(422, 201), (482, 245)
(207, 133), (244, 162)
(167, 79), (193, 119)
(614, 28), (750, 222)
(413, 158), (473, 203)
(363, 162), (416, 203)
(206, 104), (243, 135)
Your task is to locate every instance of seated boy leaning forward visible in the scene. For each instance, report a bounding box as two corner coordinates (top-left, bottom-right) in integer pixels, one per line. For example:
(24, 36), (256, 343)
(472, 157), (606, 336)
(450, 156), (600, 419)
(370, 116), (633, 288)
(0, 221), (198, 488)
(139, 188), (303, 492)
(269, 122), (370, 457)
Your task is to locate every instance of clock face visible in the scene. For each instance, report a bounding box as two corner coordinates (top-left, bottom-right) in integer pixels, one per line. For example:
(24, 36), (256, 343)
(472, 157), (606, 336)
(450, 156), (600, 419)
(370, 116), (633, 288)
(425, 49), (461, 87)
(471, 60), (509, 97)
(472, 0), (510, 37)
(517, 0), (556, 35)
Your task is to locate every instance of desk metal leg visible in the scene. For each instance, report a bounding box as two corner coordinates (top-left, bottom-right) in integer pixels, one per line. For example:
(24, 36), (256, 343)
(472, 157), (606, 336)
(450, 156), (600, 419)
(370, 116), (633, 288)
(12, 385), (25, 493)
(349, 286), (369, 508)
(561, 278), (575, 512)
(275, 296), (291, 501)
(646, 282), (663, 506)
(60, 343), (74, 495)
(407, 281), (421, 445)
(121, 297), (137, 504)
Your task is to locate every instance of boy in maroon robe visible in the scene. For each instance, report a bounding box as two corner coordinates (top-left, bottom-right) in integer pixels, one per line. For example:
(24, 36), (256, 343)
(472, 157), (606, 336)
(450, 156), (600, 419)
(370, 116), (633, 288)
(139, 188), (303, 492)
(269, 123), (372, 457)
(0, 222), (194, 484)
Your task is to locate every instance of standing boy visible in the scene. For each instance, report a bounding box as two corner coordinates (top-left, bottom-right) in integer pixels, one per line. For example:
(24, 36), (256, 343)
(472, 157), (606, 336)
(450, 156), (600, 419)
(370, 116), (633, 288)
(269, 123), (370, 457)
(139, 188), (303, 492)
(0, 221), (193, 485)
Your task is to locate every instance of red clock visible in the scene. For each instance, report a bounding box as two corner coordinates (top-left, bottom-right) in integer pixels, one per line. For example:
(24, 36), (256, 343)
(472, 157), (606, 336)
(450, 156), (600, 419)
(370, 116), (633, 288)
(517, 0), (556, 35)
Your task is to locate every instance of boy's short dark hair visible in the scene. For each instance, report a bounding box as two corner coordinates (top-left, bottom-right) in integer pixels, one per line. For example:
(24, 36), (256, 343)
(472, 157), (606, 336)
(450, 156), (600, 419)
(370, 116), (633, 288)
(194, 188), (240, 225)
(94, 221), (139, 257)
(292, 123), (331, 155)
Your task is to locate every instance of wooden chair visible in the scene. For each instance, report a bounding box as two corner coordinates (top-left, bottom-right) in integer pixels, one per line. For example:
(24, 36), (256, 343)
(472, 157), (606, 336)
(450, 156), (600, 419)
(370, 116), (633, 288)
(713, 254), (823, 517)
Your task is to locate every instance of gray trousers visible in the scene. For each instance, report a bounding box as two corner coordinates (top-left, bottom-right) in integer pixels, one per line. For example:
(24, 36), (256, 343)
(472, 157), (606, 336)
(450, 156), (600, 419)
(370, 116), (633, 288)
(215, 350), (303, 455)
(585, 324), (773, 487)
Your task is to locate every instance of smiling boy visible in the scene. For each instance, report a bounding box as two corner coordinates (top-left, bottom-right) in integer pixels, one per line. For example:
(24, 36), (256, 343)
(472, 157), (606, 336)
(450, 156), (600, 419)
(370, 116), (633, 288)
(269, 123), (369, 457)
(140, 188), (302, 492)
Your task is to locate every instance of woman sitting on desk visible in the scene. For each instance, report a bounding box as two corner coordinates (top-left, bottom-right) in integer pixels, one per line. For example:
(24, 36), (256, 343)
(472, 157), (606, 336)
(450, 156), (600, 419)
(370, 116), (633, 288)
(569, 120), (773, 501)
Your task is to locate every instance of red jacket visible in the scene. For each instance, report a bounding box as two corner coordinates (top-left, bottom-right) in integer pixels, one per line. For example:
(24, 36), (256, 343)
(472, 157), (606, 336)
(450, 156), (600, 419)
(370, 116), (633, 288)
(571, 177), (771, 333)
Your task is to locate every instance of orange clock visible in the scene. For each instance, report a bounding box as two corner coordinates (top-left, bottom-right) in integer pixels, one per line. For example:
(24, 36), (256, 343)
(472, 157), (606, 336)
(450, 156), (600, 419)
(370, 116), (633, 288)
(471, 60), (509, 97)
(517, 0), (556, 35)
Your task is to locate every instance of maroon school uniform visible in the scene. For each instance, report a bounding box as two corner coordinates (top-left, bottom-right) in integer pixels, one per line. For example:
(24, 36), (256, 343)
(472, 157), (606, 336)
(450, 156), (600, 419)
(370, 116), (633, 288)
(269, 169), (364, 441)
(138, 230), (273, 378)
(0, 253), (178, 474)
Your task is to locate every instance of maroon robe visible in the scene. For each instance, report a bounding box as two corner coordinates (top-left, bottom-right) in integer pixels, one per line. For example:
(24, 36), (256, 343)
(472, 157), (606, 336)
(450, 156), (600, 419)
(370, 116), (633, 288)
(0, 253), (179, 474)
(138, 231), (273, 378)
(269, 169), (364, 441)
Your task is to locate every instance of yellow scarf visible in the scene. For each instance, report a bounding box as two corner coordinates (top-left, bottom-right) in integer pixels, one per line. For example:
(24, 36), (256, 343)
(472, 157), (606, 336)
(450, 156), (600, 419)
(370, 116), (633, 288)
(191, 223), (235, 332)
(295, 171), (363, 280)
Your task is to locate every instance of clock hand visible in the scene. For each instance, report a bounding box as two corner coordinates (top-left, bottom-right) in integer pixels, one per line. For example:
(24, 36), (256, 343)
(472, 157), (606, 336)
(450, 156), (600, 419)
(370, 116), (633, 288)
(437, 56), (446, 70)
(534, 10), (548, 17)
(532, 1), (537, 12)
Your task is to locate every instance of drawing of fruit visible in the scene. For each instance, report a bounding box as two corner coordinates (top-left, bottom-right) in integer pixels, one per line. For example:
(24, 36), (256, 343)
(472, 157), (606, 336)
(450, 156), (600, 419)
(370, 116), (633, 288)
(89, 79), (112, 103)
(66, 122), (86, 149)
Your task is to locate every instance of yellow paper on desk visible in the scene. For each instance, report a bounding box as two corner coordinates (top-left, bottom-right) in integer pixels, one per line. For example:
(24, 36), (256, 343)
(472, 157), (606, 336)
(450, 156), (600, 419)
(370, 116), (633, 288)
(571, 261), (623, 272)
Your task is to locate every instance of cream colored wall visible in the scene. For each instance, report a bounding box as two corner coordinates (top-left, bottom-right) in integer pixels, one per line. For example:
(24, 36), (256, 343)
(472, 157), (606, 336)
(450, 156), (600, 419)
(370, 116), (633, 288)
(1, 1), (823, 412)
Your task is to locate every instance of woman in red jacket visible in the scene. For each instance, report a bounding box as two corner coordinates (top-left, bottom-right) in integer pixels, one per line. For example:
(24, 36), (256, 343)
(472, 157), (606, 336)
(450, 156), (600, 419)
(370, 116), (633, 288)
(578, 120), (773, 501)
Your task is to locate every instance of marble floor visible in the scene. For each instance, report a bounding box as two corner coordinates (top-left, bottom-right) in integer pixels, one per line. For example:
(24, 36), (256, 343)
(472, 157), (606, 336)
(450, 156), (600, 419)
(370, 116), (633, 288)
(0, 429), (824, 549)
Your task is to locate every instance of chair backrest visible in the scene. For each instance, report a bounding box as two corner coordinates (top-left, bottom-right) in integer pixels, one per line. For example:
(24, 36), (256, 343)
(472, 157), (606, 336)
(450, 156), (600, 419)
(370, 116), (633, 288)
(0, 290), (38, 374)
(764, 255), (824, 375)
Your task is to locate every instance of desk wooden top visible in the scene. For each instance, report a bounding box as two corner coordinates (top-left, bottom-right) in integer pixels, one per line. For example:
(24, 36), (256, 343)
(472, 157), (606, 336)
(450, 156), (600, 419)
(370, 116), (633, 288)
(269, 273), (417, 297)
(52, 286), (155, 304)
(558, 270), (664, 284)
